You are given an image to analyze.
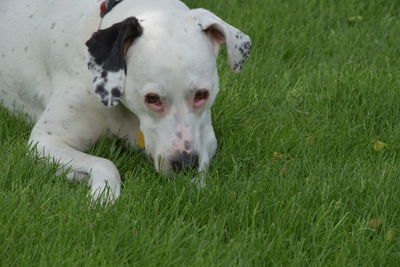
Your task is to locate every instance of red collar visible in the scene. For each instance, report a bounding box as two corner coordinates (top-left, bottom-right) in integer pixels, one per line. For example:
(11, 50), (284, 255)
(100, 0), (123, 18)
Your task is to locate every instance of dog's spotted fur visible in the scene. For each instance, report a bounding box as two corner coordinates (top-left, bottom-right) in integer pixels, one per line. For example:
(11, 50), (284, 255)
(87, 56), (126, 106)
(191, 8), (252, 73)
(86, 17), (143, 107)
(0, 0), (251, 203)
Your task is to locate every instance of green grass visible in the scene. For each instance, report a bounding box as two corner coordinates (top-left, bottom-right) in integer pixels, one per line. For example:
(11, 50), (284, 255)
(1, 0), (400, 265)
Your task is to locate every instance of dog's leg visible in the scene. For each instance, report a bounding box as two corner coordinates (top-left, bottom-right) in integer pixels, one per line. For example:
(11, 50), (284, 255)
(30, 133), (121, 202)
(28, 74), (125, 203)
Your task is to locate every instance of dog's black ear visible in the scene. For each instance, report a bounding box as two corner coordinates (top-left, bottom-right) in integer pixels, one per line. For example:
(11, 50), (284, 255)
(85, 17), (143, 107)
(190, 9), (251, 73)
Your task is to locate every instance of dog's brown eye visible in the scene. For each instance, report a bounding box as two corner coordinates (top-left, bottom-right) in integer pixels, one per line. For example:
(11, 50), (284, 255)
(145, 93), (161, 105)
(194, 89), (209, 102)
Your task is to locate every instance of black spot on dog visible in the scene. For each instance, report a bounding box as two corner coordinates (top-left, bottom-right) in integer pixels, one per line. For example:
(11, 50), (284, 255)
(111, 88), (121, 98)
(50, 23), (56, 30)
(233, 60), (245, 71)
(95, 84), (111, 105)
(101, 71), (107, 78)
(239, 41), (252, 59)
(243, 41), (251, 50)
(87, 62), (94, 69)
(93, 77), (97, 83)
(235, 32), (246, 41)
(47, 132), (52, 135)
(95, 84), (108, 95)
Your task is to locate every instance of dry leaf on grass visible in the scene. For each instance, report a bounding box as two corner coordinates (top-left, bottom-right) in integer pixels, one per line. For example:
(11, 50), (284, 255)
(373, 141), (387, 151)
(368, 218), (384, 229)
(272, 152), (283, 161)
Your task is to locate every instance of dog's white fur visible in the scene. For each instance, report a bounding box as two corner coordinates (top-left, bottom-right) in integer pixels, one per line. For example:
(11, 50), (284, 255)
(0, 0), (251, 202)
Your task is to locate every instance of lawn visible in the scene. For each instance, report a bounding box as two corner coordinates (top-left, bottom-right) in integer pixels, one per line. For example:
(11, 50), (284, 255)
(1, 0), (400, 265)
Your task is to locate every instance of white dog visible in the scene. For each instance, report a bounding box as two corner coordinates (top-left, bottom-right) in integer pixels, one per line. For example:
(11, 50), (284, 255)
(0, 0), (251, 202)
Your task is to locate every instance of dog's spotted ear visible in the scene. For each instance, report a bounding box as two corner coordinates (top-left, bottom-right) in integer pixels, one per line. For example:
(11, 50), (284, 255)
(190, 8), (251, 73)
(85, 17), (143, 107)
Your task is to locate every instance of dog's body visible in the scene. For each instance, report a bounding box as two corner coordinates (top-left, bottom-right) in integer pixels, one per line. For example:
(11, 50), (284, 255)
(0, 0), (251, 202)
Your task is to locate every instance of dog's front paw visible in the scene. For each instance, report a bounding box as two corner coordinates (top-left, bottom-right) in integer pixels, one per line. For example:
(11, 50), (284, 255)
(88, 160), (121, 205)
(89, 179), (121, 205)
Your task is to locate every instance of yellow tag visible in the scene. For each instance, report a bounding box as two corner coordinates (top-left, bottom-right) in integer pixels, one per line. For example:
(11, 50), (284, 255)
(136, 130), (145, 148)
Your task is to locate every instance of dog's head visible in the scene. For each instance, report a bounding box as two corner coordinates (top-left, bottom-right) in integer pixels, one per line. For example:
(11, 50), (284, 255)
(85, 6), (251, 173)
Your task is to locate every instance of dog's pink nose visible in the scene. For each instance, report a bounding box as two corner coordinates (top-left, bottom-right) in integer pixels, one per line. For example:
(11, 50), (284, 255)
(171, 151), (199, 172)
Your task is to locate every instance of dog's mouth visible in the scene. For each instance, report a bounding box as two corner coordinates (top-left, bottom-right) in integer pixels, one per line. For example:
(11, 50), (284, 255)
(169, 150), (199, 172)
(151, 149), (200, 174)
